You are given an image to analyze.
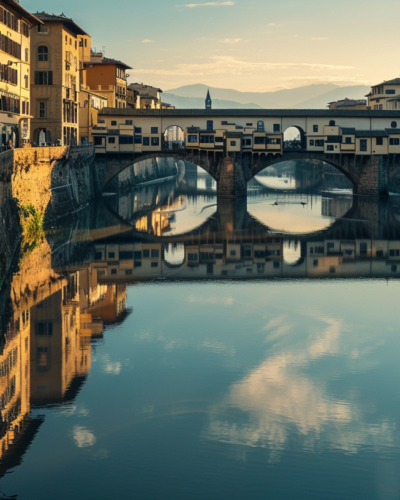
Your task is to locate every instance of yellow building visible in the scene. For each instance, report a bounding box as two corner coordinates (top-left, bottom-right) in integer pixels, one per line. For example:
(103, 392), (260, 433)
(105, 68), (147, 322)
(128, 83), (163, 109)
(0, 1), (41, 149)
(30, 13), (89, 146)
(327, 98), (367, 110)
(366, 78), (400, 110)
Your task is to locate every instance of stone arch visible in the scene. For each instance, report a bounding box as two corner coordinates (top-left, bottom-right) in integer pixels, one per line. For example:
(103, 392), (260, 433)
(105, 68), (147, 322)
(283, 125), (306, 150)
(163, 125), (185, 151)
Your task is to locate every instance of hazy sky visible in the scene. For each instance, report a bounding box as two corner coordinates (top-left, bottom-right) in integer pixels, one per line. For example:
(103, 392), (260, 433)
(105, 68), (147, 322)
(24, 0), (400, 92)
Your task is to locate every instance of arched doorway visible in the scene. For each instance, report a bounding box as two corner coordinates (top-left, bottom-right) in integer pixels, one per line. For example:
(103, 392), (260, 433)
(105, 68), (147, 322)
(163, 126), (185, 151)
(284, 126), (306, 151)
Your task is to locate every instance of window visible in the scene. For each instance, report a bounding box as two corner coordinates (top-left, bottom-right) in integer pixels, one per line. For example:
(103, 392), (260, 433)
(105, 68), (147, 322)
(151, 137), (159, 146)
(34, 71), (53, 85)
(390, 249), (400, 257)
(246, 123), (253, 126)
(273, 124), (280, 133)
(267, 138), (281, 144)
(125, 270), (133, 275)
(254, 137), (266, 144)
(230, 141), (236, 146)
(108, 252), (115, 258)
(98, 119), (105, 124)
(327, 145), (334, 151)
(134, 135), (142, 144)
(215, 137), (223, 143)
(386, 90), (396, 94)
(111, 120), (117, 126)
(313, 259), (318, 267)
(309, 140), (315, 146)
(257, 121), (265, 132)
(390, 138), (400, 146)
(391, 265), (398, 272)
(37, 46), (48, 61)
(188, 253), (198, 261)
(327, 242), (334, 250)
(315, 140), (324, 147)
(188, 134), (198, 143)
(206, 120), (213, 131)
(345, 137), (352, 144)
(329, 266), (336, 274)
(125, 120), (133, 125)
(151, 249), (159, 258)
(135, 127), (142, 133)
(273, 261), (280, 269)
(25, 48), (29, 62)
(242, 138), (251, 146)
(24, 75), (28, 89)
(391, 121), (397, 128)
(230, 250), (236, 256)
(119, 251), (133, 260)
(329, 120), (336, 126)
(376, 137), (383, 146)
(376, 250), (384, 258)
(119, 136), (134, 144)
(35, 322), (53, 336)
(94, 136), (103, 146)
(143, 137), (149, 146)
(199, 135), (214, 143)
(360, 243), (368, 255)
(360, 139), (368, 151)
(135, 261), (142, 268)
(345, 250), (353, 256)
(108, 137), (116, 144)
(39, 101), (46, 118)
(37, 23), (48, 33)
(151, 127), (158, 134)
(313, 125), (318, 133)
(111, 269), (117, 275)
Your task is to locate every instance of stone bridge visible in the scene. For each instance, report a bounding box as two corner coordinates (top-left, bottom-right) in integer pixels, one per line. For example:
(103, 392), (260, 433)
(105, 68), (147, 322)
(94, 150), (400, 199)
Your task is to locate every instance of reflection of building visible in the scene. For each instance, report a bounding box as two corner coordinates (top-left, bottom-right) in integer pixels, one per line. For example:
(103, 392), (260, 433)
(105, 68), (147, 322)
(0, 2), (41, 148)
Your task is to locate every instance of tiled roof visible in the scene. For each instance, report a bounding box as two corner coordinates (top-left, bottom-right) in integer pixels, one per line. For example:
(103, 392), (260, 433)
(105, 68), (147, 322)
(89, 57), (132, 70)
(372, 78), (400, 87)
(99, 107), (400, 118)
(385, 128), (400, 134)
(354, 130), (389, 137)
(6, 1), (42, 25)
(341, 128), (356, 135)
(33, 12), (88, 35)
(326, 136), (343, 143)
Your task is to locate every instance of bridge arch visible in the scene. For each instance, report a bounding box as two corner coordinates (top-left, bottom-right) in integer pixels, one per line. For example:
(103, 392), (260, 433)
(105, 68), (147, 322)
(283, 126), (306, 150)
(163, 125), (185, 151)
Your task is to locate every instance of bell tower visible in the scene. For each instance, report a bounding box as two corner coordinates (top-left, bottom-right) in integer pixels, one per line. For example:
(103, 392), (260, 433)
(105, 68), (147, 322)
(205, 89), (212, 109)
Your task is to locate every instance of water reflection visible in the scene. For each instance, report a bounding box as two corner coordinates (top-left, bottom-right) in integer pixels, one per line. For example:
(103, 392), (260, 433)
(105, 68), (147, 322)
(1, 162), (400, 498)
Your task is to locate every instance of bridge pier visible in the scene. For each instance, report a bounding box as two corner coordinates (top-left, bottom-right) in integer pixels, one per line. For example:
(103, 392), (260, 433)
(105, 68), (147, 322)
(216, 154), (247, 199)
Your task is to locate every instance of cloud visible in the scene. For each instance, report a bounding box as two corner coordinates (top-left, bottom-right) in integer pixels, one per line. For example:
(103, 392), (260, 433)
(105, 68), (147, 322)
(220, 38), (243, 43)
(132, 56), (354, 78)
(141, 39), (155, 43)
(177, 1), (235, 7)
(73, 426), (96, 448)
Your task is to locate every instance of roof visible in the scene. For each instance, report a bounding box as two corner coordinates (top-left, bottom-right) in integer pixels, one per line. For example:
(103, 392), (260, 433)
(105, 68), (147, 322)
(5, 0), (42, 26)
(372, 78), (400, 88)
(354, 130), (389, 137)
(341, 128), (356, 135)
(138, 94), (159, 100)
(129, 84), (162, 92)
(33, 12), (88, 35)
(187, 127), (200, 133)
(89, 57), (132, 70)
(385, 128), (400, 134)
(98, 107), (400, 118)
(226, 132), (243, 138)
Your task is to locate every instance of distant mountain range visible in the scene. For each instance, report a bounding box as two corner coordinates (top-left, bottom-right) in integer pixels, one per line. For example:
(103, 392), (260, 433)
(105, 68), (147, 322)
(163, 83), (371, 109)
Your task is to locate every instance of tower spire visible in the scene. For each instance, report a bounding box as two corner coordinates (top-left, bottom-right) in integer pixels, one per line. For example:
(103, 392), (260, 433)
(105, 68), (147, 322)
(205, 89), (212, 109)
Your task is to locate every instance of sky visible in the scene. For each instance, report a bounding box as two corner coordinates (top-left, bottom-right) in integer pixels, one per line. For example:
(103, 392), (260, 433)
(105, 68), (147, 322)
(23, 0), (400, 92)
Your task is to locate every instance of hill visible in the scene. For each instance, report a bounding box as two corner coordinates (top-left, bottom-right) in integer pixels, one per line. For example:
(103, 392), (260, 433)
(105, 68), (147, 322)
(164, 83), (371, 109)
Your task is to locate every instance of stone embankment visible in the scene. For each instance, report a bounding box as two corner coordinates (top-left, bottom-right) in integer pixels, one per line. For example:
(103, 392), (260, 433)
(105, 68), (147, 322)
(0, 145), (95, 287)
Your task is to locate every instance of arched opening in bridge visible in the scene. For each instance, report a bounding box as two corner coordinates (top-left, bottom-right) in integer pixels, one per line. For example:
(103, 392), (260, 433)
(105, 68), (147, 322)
(283, 240), (303, 266)
(163, 126), (185, 151)
(163, 243), (185, 268)
(283, 126), (306, 151)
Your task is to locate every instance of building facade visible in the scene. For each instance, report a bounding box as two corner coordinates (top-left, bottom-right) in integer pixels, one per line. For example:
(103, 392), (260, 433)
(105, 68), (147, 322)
(85, 52), (131, 109)
(30, 13), (89, 146)
(328, 98), (366, 110)
(0, 1), (41, 149)
(366, 78), (400, 110)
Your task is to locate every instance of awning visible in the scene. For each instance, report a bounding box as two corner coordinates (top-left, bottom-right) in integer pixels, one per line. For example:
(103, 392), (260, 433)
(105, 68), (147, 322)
(0, 113), (19, 127)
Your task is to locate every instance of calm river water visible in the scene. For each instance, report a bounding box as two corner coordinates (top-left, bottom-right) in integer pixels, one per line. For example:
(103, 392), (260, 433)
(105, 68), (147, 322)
(1, 160), (400, 499)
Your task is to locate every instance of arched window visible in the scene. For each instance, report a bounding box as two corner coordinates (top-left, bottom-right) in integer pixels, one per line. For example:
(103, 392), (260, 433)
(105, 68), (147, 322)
(329, 120), (336, 126)
(391, 121), (397, 128)
(38, 46), (48, 62)
(257, 120), (265, 132)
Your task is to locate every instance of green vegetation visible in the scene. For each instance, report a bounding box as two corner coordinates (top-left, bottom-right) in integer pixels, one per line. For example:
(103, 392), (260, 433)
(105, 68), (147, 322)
(18, 204), (44, 257)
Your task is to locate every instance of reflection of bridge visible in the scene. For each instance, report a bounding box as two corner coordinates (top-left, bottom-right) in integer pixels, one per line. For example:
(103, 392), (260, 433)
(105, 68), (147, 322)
(51, 196), (400, 282)
(93, 109), (400, 198)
